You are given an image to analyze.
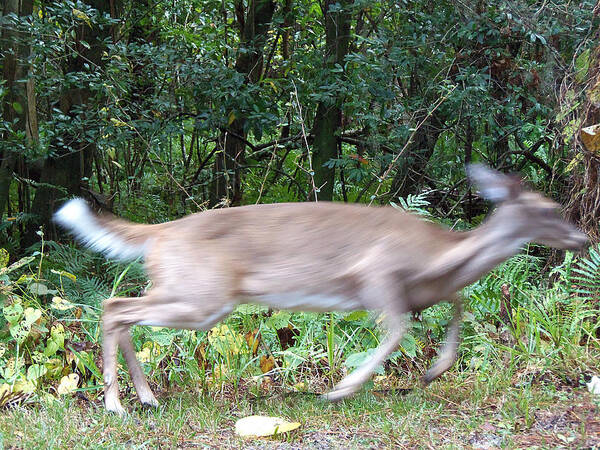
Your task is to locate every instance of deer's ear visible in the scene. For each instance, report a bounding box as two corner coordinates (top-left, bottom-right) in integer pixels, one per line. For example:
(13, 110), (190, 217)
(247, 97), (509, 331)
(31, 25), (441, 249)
(466, 164), (521, 203)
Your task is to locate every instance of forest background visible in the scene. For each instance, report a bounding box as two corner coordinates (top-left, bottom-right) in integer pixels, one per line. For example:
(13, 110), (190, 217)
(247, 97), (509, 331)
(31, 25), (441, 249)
(1, 0), (600, 447)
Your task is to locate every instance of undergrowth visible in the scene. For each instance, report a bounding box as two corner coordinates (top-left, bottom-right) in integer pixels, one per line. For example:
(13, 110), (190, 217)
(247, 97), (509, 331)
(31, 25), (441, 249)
(0, 231), (599, 411)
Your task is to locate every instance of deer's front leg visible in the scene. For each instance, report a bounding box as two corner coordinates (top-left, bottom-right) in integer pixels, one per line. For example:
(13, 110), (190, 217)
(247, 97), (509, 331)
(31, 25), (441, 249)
(423, 297), (463, 384)
(324, 276), (408, 401)
(324, 314), (407, 401)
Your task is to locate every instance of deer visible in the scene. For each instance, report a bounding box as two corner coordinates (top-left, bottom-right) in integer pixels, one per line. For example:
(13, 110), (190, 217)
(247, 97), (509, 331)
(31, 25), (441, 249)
(53, 164), (588, 415)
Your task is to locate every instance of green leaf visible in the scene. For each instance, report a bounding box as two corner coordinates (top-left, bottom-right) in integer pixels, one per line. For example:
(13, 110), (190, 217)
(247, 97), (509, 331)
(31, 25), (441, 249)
(343, 310), (368, 322)
(266, 311), (292, 330)
(575, 49), (590, 83)
(50, 324), (65, 349)
(3, 303), (23, 325)
(0, 249), (8, 269)
(10, 323), (30, 344)
(27, 364), (47, 382)
(28, 283), (49, 296)
(12, 102), (23, 114)
(1, 256), (35, 275)
(400, 334), (418, 358)
(345, 348), (384, 375)
(149, 330), (174, 346)
(44, 339), (60, 357)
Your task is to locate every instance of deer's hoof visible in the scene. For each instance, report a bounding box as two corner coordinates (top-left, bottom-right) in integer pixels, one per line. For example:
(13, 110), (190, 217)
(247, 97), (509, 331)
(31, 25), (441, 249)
(322, 383), (359, 402)
(140, 397), (159, 409)
(105, 397), (127, 416)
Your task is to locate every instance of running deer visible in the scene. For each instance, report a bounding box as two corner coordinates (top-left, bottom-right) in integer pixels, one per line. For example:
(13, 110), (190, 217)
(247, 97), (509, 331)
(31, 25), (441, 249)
(54, 165), (588, 414)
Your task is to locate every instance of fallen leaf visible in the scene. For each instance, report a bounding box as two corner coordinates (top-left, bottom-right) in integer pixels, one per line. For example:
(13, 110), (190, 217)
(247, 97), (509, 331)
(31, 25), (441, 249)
(244, 329), (260, 356)
(260, 355), (275, 373)
(581, 124), (600, 152)
(235, 415), (301, 437)
(57, 373), (79, 395)
(276, 324), (299, 350)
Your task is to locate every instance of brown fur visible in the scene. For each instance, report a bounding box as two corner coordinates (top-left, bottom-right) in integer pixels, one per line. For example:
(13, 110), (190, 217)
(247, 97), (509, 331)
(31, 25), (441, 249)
(55, 166), (588, 414)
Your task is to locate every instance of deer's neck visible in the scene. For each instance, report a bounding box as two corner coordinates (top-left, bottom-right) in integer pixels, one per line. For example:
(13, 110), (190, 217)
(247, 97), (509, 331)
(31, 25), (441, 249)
(451, 208), (527, 287)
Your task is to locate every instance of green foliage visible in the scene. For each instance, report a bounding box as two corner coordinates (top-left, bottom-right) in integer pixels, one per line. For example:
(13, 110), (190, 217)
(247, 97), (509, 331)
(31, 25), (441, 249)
(467, 252), (543, 316)
(2, 0), (598, 238)
(572, 244), (600, 302)
(1, 0), (599, 411)
(390, 192), (431, 218)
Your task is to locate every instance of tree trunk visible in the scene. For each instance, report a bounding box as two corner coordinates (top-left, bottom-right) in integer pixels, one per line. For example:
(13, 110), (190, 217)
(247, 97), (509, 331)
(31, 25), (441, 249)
(27, 0), (117, 242)
(310, 0), (351, 201)
(211, 0), (275, 206)
(0, 0), (34, 220)
(563, 29), (600, 242)
(390, 110), (444, 200)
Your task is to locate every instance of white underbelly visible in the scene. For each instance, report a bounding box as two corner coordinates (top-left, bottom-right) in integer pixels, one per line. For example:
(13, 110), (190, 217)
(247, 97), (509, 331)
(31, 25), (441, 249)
(256, 292), (361, 312)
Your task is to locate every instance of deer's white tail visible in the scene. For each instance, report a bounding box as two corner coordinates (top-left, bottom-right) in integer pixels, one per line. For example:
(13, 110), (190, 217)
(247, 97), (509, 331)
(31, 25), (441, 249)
(54, 198), (154, 261)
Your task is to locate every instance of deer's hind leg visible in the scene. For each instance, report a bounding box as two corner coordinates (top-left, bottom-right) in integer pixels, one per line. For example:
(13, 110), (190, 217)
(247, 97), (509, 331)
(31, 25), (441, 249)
(102, 291), (233, 415)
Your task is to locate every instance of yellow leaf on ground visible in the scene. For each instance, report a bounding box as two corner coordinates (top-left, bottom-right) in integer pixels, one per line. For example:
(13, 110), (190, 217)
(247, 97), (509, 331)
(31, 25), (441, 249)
(235, 415), (301, 437)
(581, 124), (600, 152)
(57, 373), (79, 395)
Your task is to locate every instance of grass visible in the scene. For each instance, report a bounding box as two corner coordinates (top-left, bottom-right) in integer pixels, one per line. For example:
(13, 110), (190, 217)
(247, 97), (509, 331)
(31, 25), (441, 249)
(1, 366), (599, 449)
(2, 246), (600, 448)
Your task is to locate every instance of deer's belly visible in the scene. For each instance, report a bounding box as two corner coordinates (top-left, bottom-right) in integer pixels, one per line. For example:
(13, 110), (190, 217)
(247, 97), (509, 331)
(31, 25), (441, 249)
(257, 292), (361, 312)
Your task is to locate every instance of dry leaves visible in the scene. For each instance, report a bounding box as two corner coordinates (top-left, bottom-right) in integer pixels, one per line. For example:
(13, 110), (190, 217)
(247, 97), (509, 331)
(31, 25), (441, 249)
(581, 124), (600, 152)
